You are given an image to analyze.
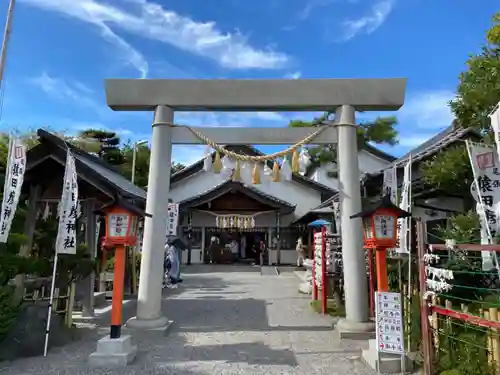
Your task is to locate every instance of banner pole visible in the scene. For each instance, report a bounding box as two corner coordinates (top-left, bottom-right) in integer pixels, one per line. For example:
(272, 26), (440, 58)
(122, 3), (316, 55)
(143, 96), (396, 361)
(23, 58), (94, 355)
(43, 252), (58, 357)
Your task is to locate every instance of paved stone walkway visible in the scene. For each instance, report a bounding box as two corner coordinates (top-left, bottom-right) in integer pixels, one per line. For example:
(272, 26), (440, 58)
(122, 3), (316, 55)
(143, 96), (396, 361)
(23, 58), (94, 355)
(0, 265), (376, 375)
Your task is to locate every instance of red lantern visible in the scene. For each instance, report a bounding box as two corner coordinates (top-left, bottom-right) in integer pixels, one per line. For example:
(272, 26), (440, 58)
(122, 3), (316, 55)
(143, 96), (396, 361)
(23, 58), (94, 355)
(103, 206), (139, 247)
(351, 195), (411, 293)
(101, 204), (140, 339)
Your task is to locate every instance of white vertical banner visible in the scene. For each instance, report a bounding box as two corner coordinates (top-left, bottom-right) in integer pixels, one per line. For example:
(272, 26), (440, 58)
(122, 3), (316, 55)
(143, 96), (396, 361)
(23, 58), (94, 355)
(332, 201), (341, 234)
(396, 158), (412, 254)
(0, 137), (27, 243)
(383, 166), (398, 204)
(55, 150), (79, 255)
(489, 102), (500, 161)
(466, 142), (500, 272)
(166, 203), (179, 236)
(45, 149), (78, 357)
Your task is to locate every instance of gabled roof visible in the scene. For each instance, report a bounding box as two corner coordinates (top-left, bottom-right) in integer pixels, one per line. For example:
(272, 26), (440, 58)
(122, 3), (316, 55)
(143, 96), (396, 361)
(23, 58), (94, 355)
(171, 145), (336, 196)
(392, 125), (481, 168)
(178, 180), (296, 214)
(27, 129), (146, 207)
(304, 144), (396, 178)
(364, 144), (397, 162)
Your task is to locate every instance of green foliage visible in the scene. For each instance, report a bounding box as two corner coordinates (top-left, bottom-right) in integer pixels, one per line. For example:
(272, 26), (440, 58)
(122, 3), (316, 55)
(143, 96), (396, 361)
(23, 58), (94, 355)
(288, 113), (398, 171)
(422, 145), (473, 195)
(450, 13), (500, 132)
(79, 129), (123, 165)
(423, 13), (500, 191)
(436, 211), (481, 244)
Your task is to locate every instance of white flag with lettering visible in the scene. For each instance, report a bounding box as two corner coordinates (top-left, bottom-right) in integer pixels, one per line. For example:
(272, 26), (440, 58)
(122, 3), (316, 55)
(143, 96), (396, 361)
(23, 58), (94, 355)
(0, 137), (27, 242)
(396, 158), (412, 254)
(55, 150), (78, 255)
(383, 166), (397, 204)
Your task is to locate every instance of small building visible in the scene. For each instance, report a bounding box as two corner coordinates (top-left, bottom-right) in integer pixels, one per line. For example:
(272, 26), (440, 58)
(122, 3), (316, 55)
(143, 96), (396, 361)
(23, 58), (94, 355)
(362, 125), (481, 242)
(169, 145), (337, 265)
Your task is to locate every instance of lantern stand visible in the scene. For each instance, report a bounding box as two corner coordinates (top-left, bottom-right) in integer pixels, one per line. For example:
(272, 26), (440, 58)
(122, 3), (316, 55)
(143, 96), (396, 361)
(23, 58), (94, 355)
(350, 194), (411, 294)
(88, 201), (149, 368)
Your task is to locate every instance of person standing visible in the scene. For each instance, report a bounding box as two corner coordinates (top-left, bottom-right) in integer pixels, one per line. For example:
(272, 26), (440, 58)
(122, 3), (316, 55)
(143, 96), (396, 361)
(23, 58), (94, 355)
(208, 236), (219, 264)
(296, 236), (306, 267)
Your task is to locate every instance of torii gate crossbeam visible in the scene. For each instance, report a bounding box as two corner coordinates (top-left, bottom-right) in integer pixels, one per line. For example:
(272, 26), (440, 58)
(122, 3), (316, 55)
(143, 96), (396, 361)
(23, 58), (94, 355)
(104, 78), (406, 336)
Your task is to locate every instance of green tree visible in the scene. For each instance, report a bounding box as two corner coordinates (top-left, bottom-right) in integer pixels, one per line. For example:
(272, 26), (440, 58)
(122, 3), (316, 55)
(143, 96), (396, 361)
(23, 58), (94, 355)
(422, 13), (500, 193)
(78, 129), (124, 165)
(288, 113), (398, 172)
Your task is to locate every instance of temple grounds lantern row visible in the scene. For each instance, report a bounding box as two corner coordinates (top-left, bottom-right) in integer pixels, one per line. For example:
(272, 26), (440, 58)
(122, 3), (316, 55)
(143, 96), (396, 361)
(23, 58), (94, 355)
(103, 78), (407, 341)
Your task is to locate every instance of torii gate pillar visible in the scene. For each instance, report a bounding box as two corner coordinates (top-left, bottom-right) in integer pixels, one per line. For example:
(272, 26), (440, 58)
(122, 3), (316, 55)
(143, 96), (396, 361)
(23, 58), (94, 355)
(104, 78), (406, 336)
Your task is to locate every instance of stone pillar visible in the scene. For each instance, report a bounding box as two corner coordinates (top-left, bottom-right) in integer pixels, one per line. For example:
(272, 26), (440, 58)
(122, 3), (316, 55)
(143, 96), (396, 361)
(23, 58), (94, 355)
(126, 105), (173, 330)
(334, 105), (374, 336)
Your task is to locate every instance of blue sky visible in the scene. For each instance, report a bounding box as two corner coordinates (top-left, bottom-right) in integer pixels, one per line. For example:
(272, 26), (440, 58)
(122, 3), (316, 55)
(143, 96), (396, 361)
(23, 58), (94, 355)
(0, 0), (497, 166)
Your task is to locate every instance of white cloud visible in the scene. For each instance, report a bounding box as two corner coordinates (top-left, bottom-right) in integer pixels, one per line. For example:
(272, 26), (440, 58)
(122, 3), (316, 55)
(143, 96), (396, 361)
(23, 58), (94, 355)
(22, 0), (290, 74)
(298, 0), (336, 20)
(400, 90), (455, 129)
(173, 145), (206, 166)
(29, 72), (99, 108)
(284, 71), (302, 79)
(341, 0), (394, 41)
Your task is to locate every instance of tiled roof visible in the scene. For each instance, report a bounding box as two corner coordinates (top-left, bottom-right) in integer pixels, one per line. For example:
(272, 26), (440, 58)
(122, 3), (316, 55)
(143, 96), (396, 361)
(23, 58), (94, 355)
(392, 126), (480, 168)
(35, 129), (146, 202)
(178, 180), (295, 214)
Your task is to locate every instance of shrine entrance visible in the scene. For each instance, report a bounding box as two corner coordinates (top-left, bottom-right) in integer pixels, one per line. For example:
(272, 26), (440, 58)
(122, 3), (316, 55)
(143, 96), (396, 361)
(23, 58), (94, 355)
(104, 77), (407, 336)
(178, 180), (295, 266)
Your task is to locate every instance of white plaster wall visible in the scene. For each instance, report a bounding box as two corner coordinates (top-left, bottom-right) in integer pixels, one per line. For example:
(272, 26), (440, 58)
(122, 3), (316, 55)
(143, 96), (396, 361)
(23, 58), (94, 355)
(170, 164), (323, 224)
(310, 150), (392, 191)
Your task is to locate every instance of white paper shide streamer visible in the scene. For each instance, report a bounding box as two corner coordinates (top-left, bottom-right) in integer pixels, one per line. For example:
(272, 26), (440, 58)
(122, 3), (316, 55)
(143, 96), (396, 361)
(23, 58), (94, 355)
(0, 137), (27, 243)
(44, 150), (78, 357)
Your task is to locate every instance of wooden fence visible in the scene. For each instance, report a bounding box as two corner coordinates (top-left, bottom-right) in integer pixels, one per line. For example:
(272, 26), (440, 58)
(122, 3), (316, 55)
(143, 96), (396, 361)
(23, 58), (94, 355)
(417, 219), (500, 375)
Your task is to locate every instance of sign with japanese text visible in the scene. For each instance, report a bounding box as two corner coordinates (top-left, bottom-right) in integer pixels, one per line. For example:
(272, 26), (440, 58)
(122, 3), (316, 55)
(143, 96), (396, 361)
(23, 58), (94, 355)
(396, 158), (412, 254)
(166, 203), (179, 236)
(0, 137), (27, 243)
(108, 213), (130, 237)
(467, 143), (500, 238)
(375, 292), (404, 354)
(383, 166), (397, 204)
(55, 151), (78, 255)
(332, 202), (341, 233)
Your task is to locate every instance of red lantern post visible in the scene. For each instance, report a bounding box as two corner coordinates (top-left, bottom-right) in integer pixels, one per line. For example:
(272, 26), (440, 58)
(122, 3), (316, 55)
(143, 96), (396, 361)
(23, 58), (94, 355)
(312, 229), (318, 300)
(103, 206), (139, 339)
(321, 225), (327, 314)
(351, 195), (411, 295)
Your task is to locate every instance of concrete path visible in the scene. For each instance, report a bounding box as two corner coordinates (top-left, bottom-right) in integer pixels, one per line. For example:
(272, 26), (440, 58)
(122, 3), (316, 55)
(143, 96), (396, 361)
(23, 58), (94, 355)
(0, 265), (376, 375)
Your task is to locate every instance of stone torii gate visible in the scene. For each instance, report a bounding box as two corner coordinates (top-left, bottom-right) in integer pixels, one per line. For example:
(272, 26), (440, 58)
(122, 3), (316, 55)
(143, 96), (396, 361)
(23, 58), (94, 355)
(104, 78), (406, 336)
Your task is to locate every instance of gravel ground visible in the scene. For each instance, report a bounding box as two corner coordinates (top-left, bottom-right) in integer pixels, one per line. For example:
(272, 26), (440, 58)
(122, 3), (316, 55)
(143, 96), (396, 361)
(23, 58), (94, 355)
(0, 264), (376, 375)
